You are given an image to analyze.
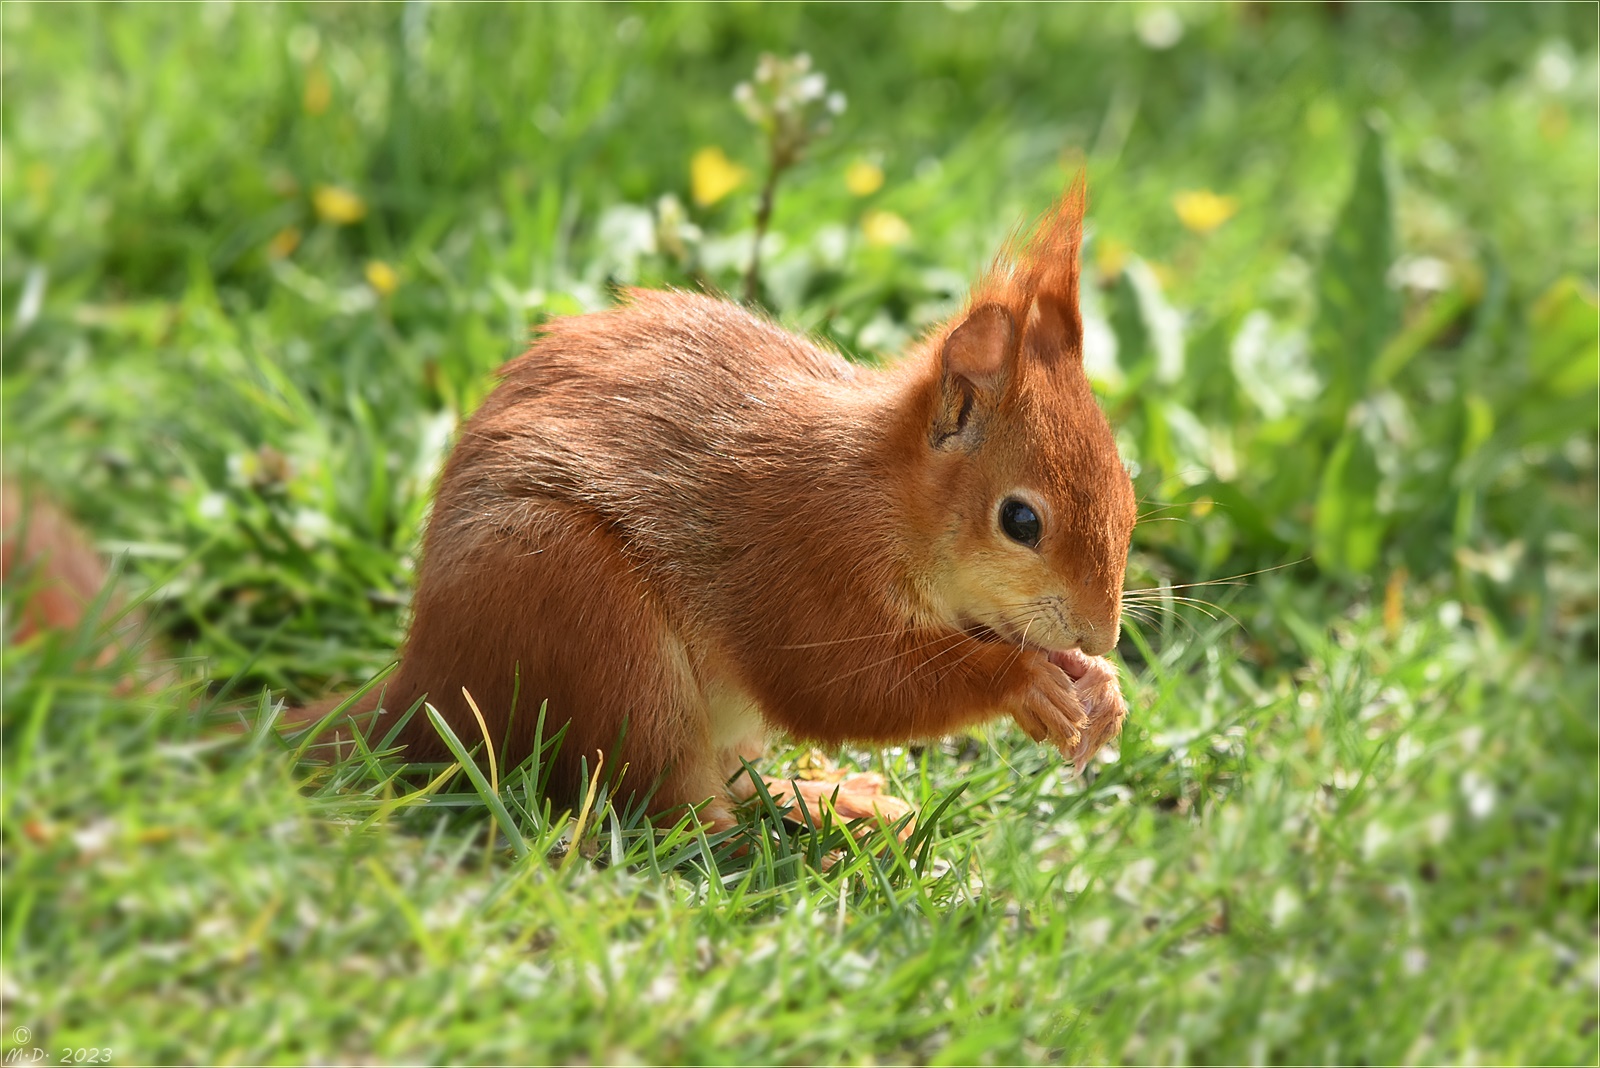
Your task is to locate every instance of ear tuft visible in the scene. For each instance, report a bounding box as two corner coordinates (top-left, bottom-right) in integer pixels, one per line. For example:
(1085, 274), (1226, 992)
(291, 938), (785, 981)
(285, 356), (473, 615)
(1023, 294), (1074, 365)
(967, 176), (1087, 365)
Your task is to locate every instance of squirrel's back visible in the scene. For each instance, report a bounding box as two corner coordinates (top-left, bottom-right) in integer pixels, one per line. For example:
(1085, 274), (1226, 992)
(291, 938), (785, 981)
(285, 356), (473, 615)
(425, 290), (904, 605)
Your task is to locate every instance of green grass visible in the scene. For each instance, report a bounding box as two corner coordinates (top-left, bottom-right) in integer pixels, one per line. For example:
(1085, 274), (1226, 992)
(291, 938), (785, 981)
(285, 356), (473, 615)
(4, 3), (1596, 1064)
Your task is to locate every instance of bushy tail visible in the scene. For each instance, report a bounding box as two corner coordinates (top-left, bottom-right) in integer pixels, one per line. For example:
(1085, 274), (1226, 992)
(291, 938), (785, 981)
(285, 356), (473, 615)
(4, 481), (368, 752)
(3, 481), (149, 671)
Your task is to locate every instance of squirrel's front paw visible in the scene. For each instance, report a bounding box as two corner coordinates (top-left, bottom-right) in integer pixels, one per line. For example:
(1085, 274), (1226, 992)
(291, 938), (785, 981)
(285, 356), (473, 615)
(1013, 660), (1088, 753)
(1048, 649), (1128, 771)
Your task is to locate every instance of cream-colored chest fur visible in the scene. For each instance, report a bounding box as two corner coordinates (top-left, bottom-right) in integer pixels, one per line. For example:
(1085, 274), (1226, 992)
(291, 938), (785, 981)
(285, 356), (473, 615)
(705, 677), (768, 769)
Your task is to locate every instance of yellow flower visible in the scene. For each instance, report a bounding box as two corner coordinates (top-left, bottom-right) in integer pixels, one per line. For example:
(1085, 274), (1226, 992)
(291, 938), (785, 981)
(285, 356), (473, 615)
(365, 260), (399, 297)
(267, 227), (302, 259)
(861, 209), (911, 247)
(303, 66), (331, 117)
(1095, 237), (1130, 280)
(845, 159), (884, 197)
(1383, 567), (1407, 640)
(690, 146), (748, 207)
(25, 162), (53, 207)
(1172, 189), (1237, 234)
(1539, 103), (1570, 142)
(313, 184), (367, 225)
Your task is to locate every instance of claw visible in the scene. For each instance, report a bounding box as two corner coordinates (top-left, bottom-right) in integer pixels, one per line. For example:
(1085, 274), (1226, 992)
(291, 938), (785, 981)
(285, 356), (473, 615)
(1015, 651), (1127, 768)
(1062, 653), (1128, 772)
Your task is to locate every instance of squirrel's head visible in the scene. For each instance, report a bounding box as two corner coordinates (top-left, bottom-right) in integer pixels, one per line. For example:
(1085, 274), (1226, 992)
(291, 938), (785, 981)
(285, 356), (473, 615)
(908, 182), (1136, 657)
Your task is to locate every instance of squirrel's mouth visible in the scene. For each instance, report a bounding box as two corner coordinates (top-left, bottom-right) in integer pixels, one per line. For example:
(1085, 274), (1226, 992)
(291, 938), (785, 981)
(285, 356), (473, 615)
(961, 621), (1011, 647)
(959, 619), (1090, 679)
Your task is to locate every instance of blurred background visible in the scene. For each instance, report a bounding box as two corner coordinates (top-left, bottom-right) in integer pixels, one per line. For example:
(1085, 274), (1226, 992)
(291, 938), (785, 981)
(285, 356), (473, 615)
(4, 3), (1596, 1063)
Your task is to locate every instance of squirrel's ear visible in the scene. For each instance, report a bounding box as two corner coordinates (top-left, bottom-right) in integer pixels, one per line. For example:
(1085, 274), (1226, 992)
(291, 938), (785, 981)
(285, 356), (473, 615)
(1021, 293), (1081, 367)
(931, 303), (1017, 450)
(942, 302), (1016, 389)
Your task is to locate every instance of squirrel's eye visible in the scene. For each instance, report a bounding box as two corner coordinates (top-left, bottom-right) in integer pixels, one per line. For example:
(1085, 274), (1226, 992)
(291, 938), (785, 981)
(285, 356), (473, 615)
(999, 498), (1041, 547)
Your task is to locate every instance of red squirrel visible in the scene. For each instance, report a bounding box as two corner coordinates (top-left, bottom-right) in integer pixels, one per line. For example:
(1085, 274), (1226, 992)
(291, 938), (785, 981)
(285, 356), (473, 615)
(312, 182), (1137, 828)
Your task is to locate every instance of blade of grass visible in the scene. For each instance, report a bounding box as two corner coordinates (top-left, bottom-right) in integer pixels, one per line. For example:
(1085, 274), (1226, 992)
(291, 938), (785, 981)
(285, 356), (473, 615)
(423, 702), (530, 860)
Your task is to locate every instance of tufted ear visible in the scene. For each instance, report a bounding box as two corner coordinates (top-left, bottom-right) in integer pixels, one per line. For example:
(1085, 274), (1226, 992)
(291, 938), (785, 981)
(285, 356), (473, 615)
(966, 178), (1087, 373)
(1021, 290), (1081, 368)
(930, 303), (1017, 451)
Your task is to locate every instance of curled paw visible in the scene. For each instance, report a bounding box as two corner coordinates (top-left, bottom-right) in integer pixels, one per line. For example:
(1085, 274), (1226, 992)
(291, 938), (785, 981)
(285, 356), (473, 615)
(1048, 649), (1128, 771)
(1013, 659), (1088, 753)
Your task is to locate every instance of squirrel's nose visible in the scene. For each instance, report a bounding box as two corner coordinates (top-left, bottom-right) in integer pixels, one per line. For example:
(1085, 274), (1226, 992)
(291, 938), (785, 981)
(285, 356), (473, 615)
(1078, 620), (1119, 657)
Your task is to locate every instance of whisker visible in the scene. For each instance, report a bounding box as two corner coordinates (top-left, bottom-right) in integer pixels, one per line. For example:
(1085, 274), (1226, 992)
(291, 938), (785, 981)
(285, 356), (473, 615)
(923, 631), (1001, 692)
(1129, 593), (1246, 632)
(994, 597), (1078, 616)
(1158, 597), (1225, 623)
(1141, 467), (1221, 496)
(907, 608), (1041, 695)
(1124, 581), (1253, 599)
(1001, 614), (1038, 673)
(1122, 559), (1307, 596)
(1119, 606), (1159, 630)
(805, 628), (980, 695)
(1130, 592), (1221, 612)
(1121, 604), (1208, 643)
(1136, 503), (1193, 520)
(776, 624), (930, 650)
(893, 630), (986, 693)
(1120, 602), (1165, 626)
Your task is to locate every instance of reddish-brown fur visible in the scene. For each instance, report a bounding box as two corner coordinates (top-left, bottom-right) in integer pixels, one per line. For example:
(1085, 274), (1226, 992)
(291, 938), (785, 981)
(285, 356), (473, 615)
(317, 182), (1138, 826)
(1, 482), (158, 674)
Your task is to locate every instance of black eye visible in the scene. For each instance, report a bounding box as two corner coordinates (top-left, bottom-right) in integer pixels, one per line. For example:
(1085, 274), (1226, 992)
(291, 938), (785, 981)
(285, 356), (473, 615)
(999, 498), (1041, 547)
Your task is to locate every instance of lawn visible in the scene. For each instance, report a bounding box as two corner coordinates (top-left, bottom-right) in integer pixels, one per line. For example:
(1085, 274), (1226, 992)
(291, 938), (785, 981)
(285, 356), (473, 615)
(4, 3), (1596, 1064)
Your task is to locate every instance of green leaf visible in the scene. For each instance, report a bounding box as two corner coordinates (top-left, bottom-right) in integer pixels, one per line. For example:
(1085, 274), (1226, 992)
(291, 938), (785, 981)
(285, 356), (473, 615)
(1369, 284), (1474, 388)
(1458, 392), (1495, 470)
(1496, 276), (1599, 453)
(1110, 259), (1185, 388)
(1189, 479), (1288, 551)
(1109, 268), (1154, 384)
(1528, 276), (1599, 399)
(1313, 426), (1384, 576)
(1312, 123), (1398, 428)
